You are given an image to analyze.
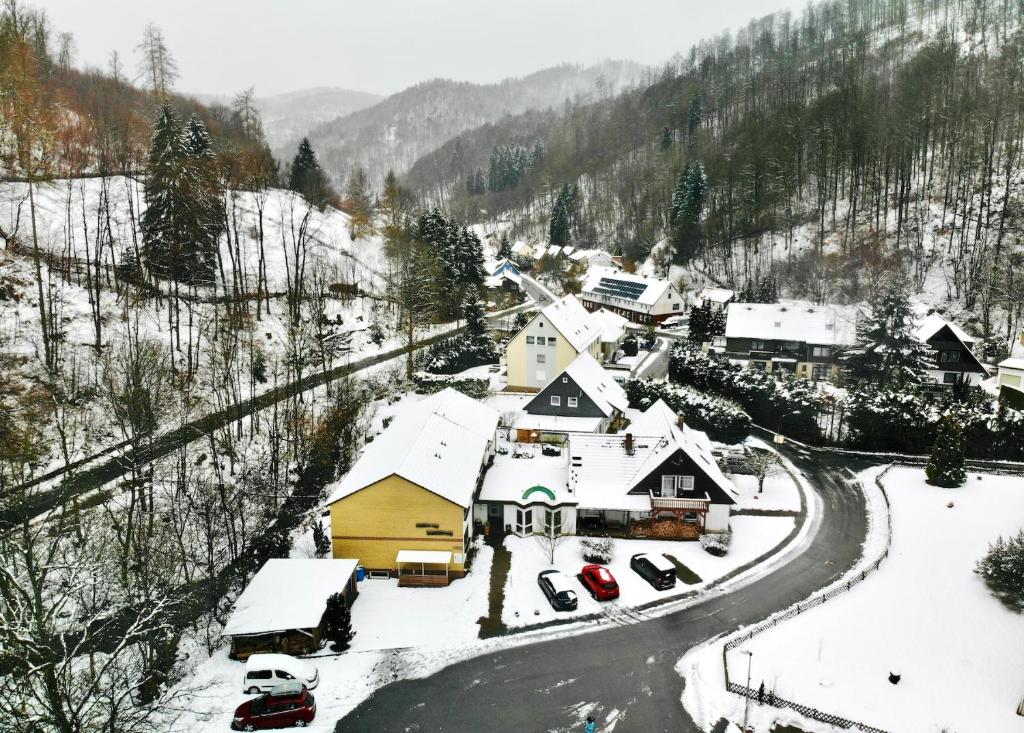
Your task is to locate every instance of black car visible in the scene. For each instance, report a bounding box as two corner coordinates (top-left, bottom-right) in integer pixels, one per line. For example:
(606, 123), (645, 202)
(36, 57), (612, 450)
(537, 570), (579, 611)
(630, 553), (677, 590)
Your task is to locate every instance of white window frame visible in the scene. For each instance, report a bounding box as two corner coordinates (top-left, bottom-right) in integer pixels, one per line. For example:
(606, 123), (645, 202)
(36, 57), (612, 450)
(812, 346), (830, 358)
(526, 336), (535, 345)
(537, 354), (546, 364)
(550, 396), (561, 407)
(567, 396), (578, 408)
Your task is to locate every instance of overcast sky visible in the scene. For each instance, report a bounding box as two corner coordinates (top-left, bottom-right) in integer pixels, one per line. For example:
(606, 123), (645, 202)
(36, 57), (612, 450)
(35, 0), (801, 98)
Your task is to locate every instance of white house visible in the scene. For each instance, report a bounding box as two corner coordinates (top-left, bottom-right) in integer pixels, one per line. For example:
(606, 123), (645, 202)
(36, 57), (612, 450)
(504, 295), (603, 391)
(697, 287), (736, 312)
(579, 266), (685, 325)
(997, 358), (1024, 408)
(913, 310), (987, 388)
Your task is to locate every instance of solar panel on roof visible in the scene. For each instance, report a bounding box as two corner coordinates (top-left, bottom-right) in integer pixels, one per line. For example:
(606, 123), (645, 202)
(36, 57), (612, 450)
(591, 277), (649, 301)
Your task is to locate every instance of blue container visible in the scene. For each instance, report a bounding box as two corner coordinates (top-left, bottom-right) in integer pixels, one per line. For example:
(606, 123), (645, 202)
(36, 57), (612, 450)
(356, 565), (366, 582)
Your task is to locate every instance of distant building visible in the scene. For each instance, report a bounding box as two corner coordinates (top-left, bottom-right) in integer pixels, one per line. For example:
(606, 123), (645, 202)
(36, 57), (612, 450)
(696, 287), (736, 313)
(914, 312), (987, 388)
(484, 258), (522, 292)
(997, 358), (1024, 408)
(588, 307), (630, 362)
(724, 302), (858, 382)
(580, 267), (685, 325)
(325, 389), (499, 582)
(504, 295), (603, 392)
(568, 249), (615, 269)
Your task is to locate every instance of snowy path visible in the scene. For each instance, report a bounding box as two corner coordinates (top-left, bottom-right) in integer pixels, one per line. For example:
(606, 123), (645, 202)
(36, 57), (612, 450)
(337, 445), (875, 732)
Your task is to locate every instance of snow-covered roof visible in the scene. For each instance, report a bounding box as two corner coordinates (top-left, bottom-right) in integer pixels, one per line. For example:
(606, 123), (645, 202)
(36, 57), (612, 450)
(478, 452), (574, 506)
(581, 266), (673, 306)
(396, 550), (452, 565)
(511, 240), (528, 254)
(560, 352), (629, 416)
(915, 312), (975, 345)
(223, 559), (358, 637)
(589, 307), (629, 344)
(484, 271), (521, 288)
(725, 303), (858, 346)
(999, 358), (1024, 371)
(561, 246), (575, 256)
(569, 401), (736, 507)
(547, 244), (562, 257)
(539, 295), (601, 352)
(698, 287), (735, 304)
(625, 398), (679, 437)
(487, 257), (519, 276)
(325, 388), (498, 508)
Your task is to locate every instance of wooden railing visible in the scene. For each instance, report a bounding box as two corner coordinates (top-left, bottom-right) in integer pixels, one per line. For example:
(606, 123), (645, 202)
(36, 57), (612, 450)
(398, 573), (450, 588)
(649, 492), (709, 511)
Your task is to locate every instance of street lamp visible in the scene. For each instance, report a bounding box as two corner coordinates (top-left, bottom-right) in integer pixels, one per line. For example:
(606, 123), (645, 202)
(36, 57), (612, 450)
(741, 649), (754, 733)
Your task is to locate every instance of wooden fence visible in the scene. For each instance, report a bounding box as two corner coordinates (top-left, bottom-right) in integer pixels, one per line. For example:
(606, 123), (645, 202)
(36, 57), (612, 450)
(721, 464), (897, 733)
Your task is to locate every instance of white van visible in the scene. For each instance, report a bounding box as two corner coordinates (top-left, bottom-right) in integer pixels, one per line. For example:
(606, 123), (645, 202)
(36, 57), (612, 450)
(242, 653), (319, 694)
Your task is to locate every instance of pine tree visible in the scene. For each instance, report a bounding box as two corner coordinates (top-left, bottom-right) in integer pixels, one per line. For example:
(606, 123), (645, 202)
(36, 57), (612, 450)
(670, 161), (706, 263)
(926, 413), (967, 487)
(842, 272), (934, 388)
(324, 592), (355, 651)
(549, 184), (572, 246)
(380, 170), (411, 257)
(687, 93), (702, 141)
(345, 166), (375, 240)
(756, 274), (779, 303)
(141, 105), (193, 282)
(288, 137), (332, 207)
(182, 114), (222, 282)
(463, 291), (497, 360)
(497, 232), (513, 259)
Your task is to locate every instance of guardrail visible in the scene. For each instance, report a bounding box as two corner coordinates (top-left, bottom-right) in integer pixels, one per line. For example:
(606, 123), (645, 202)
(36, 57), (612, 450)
(721, 463), (897, 733)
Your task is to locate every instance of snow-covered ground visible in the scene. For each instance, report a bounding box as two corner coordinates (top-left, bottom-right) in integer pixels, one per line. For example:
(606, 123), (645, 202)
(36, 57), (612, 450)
(502, 515), (796, 628)
(682, 465), (1024, 733)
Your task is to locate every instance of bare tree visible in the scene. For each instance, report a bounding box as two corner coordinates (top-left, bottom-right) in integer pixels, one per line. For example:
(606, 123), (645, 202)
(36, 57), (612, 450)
(381, 236), (440, 379)
(534, 516), (566, 565)
(742, 448), (783, 493)
(135, 24), (177, 98)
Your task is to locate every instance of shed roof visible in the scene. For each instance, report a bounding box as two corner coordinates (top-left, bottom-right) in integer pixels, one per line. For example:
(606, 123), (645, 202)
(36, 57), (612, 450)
(222, 559), (358, 637)
(396, 550), (452, 564)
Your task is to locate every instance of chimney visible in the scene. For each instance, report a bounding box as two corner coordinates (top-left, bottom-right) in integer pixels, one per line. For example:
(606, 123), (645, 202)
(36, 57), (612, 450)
(677, 414), (686, 429)
(625, 433), (634, 456)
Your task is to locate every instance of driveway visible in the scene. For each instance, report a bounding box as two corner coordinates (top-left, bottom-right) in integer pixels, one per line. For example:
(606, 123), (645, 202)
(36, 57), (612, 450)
(337, 447), (875, 732)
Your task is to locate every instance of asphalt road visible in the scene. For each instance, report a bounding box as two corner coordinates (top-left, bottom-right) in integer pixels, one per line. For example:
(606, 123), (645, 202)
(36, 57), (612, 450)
(337, 446), (875, 733)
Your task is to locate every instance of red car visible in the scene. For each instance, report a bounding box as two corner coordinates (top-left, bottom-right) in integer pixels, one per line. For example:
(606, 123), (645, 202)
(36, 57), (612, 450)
(579, 564), (620, 600)
(232, 682), (316, 730)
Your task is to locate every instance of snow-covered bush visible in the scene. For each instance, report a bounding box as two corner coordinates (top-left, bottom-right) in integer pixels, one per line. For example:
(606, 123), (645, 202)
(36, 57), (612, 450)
(926, 413), (966, 487)
(625, 378), (751, 444)
(413, 372), (490, 399)
(580, 537), (613, 564)
(700, 531), (732, 556)
(975, 530), (1024, 612)
(621, 334), (639, 357)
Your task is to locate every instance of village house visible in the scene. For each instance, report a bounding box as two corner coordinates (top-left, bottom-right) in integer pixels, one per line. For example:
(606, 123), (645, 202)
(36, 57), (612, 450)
(504, 294), (603, 391)
(476, 399), (736, 542)
(588, 307), (630, 362)
(484, 257), (522, 293)
(579, 266), (685, 325)
(512, 352), (628, 441)
(724, 302), (858, 383)
(223, 558), (359, 659)
(696, 287), (736, 313)
(914, 311), (987, 388)
(568, 248), (616, 270)
(997, 358), (1024, 408)
(325, 389), (499, 584)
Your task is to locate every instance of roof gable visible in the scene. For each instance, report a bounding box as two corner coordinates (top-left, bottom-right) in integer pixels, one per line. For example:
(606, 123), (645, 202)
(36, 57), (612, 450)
(537, 295), (601, 352)
(725, 303), (858, 346)
(524, 353), (627, 418)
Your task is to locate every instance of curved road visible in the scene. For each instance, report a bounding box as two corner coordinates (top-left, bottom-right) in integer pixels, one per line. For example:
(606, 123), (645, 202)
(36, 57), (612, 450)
(338, 446), (876, 732)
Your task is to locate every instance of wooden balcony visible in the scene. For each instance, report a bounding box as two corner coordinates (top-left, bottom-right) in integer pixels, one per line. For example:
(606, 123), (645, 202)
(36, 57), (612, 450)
(649, 492), (710, 511)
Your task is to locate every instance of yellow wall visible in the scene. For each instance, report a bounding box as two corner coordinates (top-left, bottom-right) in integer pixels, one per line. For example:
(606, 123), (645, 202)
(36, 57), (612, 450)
(330, 475), (467, 572)
(505, 329), (528, 390)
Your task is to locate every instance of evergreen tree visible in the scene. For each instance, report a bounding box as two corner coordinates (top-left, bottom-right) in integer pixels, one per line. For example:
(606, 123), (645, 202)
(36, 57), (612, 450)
(842, 273), (934, 388)
(323, 592), (355, 651)
(926, 413), (967, 487)
(463, 291), (497, 360)
(345, 166), (375, 239)
(312, 522), (330, 557)
(756, 274), (779, 303)
(549, 184), (572, 246)
(687, 93), (702, 141)
(182, 114), (222, 281)
(670, 161), (706, 263)
(416, 209), (485, 319)
(660, 126), (673, 151)
(497, 231), (513, 259)
(976, 530), (1024, 612)
(288, 137), (332, 207)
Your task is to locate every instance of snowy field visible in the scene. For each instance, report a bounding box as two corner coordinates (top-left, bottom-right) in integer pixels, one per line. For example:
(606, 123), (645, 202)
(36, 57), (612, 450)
(502, 515), (796, 628)
(690, 465), (1024, 733)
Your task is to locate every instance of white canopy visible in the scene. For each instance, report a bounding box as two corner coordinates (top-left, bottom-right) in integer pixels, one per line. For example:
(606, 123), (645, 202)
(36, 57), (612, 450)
(395, 550), (452, 564)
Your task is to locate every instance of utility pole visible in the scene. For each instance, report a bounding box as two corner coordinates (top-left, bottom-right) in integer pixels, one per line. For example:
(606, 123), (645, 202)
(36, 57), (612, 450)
(742, 649), (754, 732)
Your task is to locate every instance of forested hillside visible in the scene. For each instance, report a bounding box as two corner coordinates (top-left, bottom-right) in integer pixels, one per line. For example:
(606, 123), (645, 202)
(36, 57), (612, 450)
(294, 60), (648, 189)
(412, 0), (1024, 356)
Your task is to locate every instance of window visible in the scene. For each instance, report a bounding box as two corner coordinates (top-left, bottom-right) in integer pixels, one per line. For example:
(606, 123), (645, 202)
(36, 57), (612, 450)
(812, 346), (830, 358)
(515, 507), (533, 535)
(544, 508), (562, 535)
(247, 670), (273, 680)
(526, 336), (535, 344)
(550, 396), (561, 407)
(567, 397), (578, 408)
(672, 303), (680, 311)
(943, 372), (960, 385)
(538, 321), (544, 328)
(537, 354), (546, 364)
(660, 475), (694, 497)
(783, 341), (801, 351)
(812, 363), (830, 381)
(751, 340), (767, 351)
(562, 376), (568, 383)
(940, 350), (960, 364)
(548, 337), (557, 345)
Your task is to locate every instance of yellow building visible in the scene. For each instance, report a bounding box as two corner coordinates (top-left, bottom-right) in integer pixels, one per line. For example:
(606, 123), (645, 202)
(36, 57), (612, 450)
(325, 389), (499, 583)
(505, 294), (603, 392)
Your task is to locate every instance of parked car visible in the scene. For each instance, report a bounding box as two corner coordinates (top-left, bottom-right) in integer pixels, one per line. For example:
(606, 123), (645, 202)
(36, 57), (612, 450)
(537, 570), (578, 611)
(231, 682), (316, 730)
(541, 444), (562, 457)
(578, 564), (620, 600)
(630, 553), (677, 590)
(243, 654), (319, 694)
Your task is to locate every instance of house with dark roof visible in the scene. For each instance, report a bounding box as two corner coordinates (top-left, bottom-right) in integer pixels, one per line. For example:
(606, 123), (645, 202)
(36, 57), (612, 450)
(913, 311), (987, 388)
(513, 352), (628, 441)
(580, 267), (685, 325)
